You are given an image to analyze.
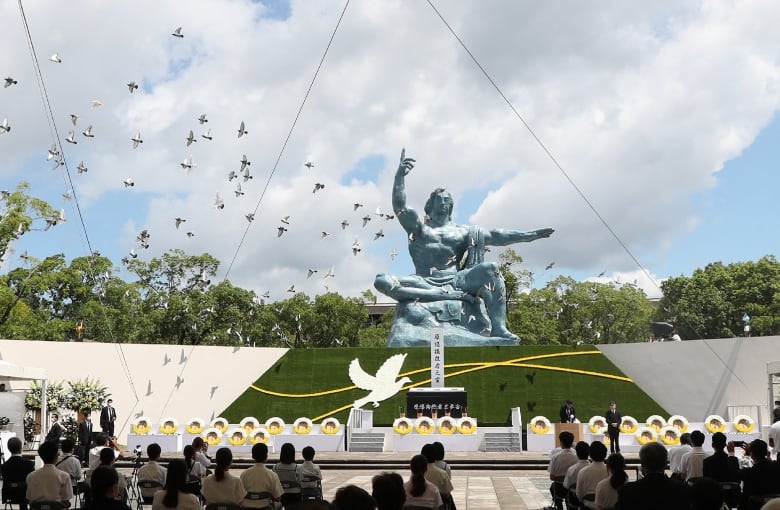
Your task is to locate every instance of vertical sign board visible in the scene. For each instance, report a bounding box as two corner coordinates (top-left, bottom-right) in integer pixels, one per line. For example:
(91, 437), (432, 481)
(430, 328), (444, 388)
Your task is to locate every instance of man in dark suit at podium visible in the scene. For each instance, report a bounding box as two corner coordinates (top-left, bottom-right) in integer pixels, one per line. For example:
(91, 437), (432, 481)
(100, 398), (116, 437)
(560, 399), (576, 423)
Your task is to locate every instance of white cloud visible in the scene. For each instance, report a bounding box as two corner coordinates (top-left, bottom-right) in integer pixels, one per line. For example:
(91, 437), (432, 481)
(1, 0), (779, 302)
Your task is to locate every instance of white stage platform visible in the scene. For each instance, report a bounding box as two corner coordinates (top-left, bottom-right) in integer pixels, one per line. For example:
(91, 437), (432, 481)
(391, 432), (479, 452)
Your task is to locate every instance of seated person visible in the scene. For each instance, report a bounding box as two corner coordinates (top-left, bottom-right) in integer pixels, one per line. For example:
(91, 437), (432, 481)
(1, 437), (35, 510)
(240, 443), (283, 509)
(273, 442), (302, 509)
(137, 443), (167, 503)
(576, 441), (608, 509)
(300, 446), (323, 499)
(372, 472), (406, 510)
(548, 431), (577, 509)
(201, 448), (246, 506)
(422, 443), (453, 506)
(98, 447), (126, 501)
(730, 439), (780, 510)
(152, 459), (201, 510)
(56, 438), (86, 489)
(86, 466), (131, 510)
(26, 440), (73, 508)
(333, 485), (376, 510)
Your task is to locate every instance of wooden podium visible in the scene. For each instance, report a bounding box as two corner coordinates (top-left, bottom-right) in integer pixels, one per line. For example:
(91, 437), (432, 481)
(555, 423), (583, 446)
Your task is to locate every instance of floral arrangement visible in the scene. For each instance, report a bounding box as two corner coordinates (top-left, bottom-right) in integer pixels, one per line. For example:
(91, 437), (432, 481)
(415, 417), (435, 435)
(635, 426), (658, 445)
(589, 416), (607, 434)
(668, 415), (689, 433)
(320, 417), (340, 435)
(529, 416), (551, 434)
(659, 426), (681, 445)
(159, 417), (179, 435)
(203, 427), (223, 446)
(60, 414), (78, 440)
(63, 378), (110, 414)
(436, 416), (456, 435)
(210, 417), (229, 433)
(705, 415), (727, 433)
(227, 427), (247, 446)
(620, 416), (638, 434)
(457, 417), (477, 434)
(248, 427), (269, 444)
(240, 417), (260, 433)
(393, 417), (413, 435)
(265, 417), (285, 435)
(132, 417), (152, 435)
(733, 415), (755, 433)
(25, 380), (66, 412)
(646, 415), (666, 433)
(186, 418), (205, 435)
(293, 418), (312, 435)
(23, 413), (36, 443)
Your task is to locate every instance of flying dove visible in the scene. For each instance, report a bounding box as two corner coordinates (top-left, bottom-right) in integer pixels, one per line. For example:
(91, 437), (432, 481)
(91, 100), (103, 108)
(131, 130), (143, 148)
(322, 266), (335, 281)
(374, 229), (384, 240)
(362, 215), (371, 227)
(280, 216), (290, 225)
(353, 203), (363, 211)
(214, 192), (224, 210)
(49, 53), (62, 63)
(123, 178), (135, 187)
(82, 125), (94, 138)
(172, 27), (184, 38)
(3, 77), (17, 88)
(349, 353), (412, 409)
(127, 81), (138, 93)
(65, 131), (77, 144)
(340, 220), (349, 230)
(185, 130), (197, 146)
(304, 161), (314, 169)
(69, 114), (79, 125)
(352, 240), (361, 256)
(198, 113), (208, 124)
(175, 217), (186, 229)
(307, 269), (318, 278)
(77, 161), (88, 174)
(237, 120), (247, 138)
(202, 128), (212, 140)
(0, 118), (10, 134)
(277, 226), (287, 237)
(312, 183), (325, 194)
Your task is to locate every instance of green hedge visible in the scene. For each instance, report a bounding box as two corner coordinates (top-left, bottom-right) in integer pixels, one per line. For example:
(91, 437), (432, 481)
(222, 345), (666, 426)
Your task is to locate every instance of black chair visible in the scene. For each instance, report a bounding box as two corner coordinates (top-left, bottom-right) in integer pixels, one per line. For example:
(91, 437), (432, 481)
(2, 481), (27, 509)
(29, 503), (66, 510)
(205, 504), (243, 510)
(550, 475), (567, 510)
(245, 491), (274, 510)
(581, 493), (596, 509)
(565, 483), (581, 510)
(719, 481), (741, 509)
(300, 475), (322, 500)
(137, 479), (164, 505)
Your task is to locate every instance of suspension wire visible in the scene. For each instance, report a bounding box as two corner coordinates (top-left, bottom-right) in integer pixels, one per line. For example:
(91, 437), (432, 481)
(222, 0), (351, 281)
(17, 0), (140, 399)
(426, 0), (704, 340)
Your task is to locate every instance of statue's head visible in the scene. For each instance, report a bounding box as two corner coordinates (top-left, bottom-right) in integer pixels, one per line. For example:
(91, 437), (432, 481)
(424, 188), (453, 221)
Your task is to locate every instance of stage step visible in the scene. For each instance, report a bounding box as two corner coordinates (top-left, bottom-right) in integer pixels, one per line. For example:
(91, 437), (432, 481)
(484, 431), (521, 452)
(349, 432), (385, 452)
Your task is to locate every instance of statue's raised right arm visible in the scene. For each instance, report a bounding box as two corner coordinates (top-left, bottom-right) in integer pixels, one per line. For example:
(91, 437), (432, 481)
(392, 148), (422, 235)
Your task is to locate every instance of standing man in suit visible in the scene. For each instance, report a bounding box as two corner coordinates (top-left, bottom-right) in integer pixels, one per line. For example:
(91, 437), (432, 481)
(100, 398), (116, 437)
(605, 400), (621, 454)
(78, 409), (93, 462)
(560, 399), (576, 423)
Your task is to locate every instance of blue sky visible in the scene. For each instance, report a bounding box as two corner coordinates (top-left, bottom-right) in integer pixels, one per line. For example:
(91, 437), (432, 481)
(1, 0), (779, 302)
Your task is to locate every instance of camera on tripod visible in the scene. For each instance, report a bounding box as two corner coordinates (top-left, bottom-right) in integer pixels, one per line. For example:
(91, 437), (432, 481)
(133, 444), (143, 455)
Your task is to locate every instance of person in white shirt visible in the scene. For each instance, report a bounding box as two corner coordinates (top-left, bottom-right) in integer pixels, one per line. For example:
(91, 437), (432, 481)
(576, 441), (609, 509)
(548, 431), (578, 510)
(56, 438), (84, 486)
(768, 414), (780, 460)
(201, 447), (246, 506)
(668, 433), (692, 480)
(680, 430), (708, 481)
(240, 443), (283, 509)
(86, 433), (122, 482)
(564, 442), (591, 493)
(404, 455), (444, 510)
(26, 441), (73, 508)
(191, 437), (212, 471)
(595, 453), (628, 510)
(300, 445), (323, 499)
(432, 442), (452, 480)
(138, 443), (167, 502)
(152, 459), (201, 510)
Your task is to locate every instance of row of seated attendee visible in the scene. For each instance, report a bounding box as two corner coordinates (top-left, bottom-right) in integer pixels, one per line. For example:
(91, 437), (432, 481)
(547, 429), (780, 510)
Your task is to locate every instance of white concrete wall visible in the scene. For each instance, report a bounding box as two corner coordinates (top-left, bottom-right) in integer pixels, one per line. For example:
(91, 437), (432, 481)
(0, 340), (287, 442)
(598, 336), (780, 424)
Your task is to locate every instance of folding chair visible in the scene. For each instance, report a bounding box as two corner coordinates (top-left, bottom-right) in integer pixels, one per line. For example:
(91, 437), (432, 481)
(137, 479), (164, 506)
(2, 481), (27, 510)
(29, 503), (66, 510)
(300, 475), (322, 500)
(245, 491), (274, 510)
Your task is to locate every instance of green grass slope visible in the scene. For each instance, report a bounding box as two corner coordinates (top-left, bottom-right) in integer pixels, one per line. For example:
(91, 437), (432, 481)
(222, 345), (666, 426)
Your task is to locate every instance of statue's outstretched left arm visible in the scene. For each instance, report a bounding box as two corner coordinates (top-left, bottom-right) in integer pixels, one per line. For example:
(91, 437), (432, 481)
(483, 227), (554, 246)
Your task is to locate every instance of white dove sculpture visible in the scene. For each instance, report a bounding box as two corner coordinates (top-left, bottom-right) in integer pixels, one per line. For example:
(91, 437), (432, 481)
(349, 353), (411, 409)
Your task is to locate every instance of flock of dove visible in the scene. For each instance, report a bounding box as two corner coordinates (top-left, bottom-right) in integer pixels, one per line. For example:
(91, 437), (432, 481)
(0, 26), (414, 301)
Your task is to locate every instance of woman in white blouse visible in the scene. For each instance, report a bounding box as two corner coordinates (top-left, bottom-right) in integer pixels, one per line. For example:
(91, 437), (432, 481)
(201, 447), (246, 506)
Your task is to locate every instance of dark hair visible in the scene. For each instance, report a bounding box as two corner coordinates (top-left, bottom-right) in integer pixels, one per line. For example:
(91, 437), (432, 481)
(690, 430), (705, 447)
(559, 431), (574, 448)
(431, 442), (445, 462)
(214, 447), (232, 481)
(639, 442), (668, 472)
(566, 399), (573, 405)
(711, 432), (727, 449)
(7, 437), (22, 454)
(99, 447), (115, 465)
(750, 439), (768, 460)
(420, 443), (435, 463)
(61, 438), (75, 453)
(95, 432), (110, 446)
(574, 441), (590, 460)
(372, 472), (406, 510)
(162, 459), (188, 508)
(82, 409), (91, 416)
(589, 441), (608, 462)
(183, 444), (195, 467)
(606, 453), (628, 489)
(51, 413), (59, 420)
(680, 432), (692, 446)
(252, 443), (269, 462)
(302, 445), (315, 461)
(192, 436), (205, 449)
(38, 441), (59, 463)
(690, 476), (725, 510)
(91, 465), (119, 500)
(279, 442), (296, 464)
(409, 455), (428, 497)
(333, 484), (376, 510)
(147, 442), (162, 460)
